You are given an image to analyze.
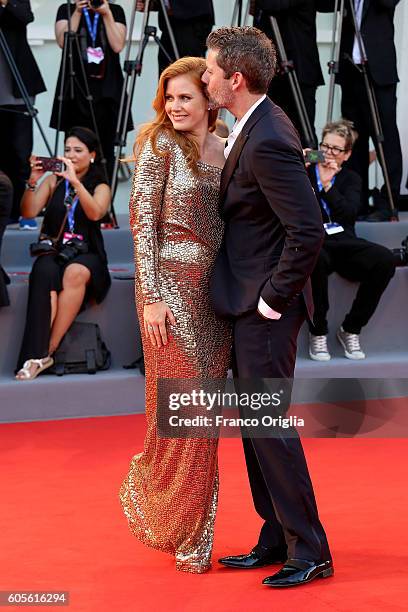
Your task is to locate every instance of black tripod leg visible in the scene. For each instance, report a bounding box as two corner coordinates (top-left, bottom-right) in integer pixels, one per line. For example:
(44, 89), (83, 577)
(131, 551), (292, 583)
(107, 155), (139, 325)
(0, 28), (52, 155)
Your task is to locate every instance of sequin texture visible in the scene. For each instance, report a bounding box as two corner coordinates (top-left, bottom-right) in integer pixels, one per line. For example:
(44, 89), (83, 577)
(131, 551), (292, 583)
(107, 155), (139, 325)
(119, 132), (231, 573)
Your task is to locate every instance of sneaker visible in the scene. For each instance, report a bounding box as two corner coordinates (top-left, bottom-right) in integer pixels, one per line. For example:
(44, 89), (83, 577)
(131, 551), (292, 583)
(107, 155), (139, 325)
(336, 326), (366, 360)
(19, 217), (38, 231)
(309, 334), (331, 361)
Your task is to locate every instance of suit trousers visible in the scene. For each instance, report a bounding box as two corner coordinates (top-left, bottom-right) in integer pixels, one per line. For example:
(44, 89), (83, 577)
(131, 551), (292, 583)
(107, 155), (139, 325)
(0, 171), (12, 306)
(340, 64), (402, 213)
(232, 297), (331, 561)
(309, 234), (395, 336)
(268, 77), (318, 148)
(158, 16), (213, 75)
(0, 106), (33, 222)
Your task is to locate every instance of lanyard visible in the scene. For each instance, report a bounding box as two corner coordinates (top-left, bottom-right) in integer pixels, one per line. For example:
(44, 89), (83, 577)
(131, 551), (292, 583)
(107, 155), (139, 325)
(314, 165), (336, 223)
(83, 8), (100, 47)
(64, 180), (79, 233)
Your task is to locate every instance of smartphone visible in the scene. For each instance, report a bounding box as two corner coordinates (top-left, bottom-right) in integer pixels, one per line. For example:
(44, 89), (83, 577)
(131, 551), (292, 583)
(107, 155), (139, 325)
(305, 150), (325, 164)
(36, 156), (66, 173)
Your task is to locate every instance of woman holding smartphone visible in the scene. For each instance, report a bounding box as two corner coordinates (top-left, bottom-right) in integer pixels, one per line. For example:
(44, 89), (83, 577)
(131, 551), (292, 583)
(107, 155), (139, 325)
(15, 127), (111, 380)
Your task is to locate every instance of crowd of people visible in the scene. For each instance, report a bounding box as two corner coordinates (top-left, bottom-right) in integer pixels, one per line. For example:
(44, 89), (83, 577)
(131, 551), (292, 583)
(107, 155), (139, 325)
(0, 0), (404, 374)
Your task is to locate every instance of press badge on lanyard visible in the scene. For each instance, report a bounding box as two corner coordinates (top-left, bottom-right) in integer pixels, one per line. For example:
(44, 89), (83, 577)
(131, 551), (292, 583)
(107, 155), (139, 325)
(63, 180), (83, 244)
(314, 166), (344, 236)
(83, 9), (104, 65)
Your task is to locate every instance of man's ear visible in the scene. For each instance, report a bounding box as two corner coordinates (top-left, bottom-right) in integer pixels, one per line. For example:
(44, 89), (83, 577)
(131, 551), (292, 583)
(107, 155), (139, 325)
(231, 72), (245, 91)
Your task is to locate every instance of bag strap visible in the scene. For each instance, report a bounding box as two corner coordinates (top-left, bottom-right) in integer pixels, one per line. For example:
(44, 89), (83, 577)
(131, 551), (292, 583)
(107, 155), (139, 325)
(85, 349), (97, 374)
(38, 178), (68, 244)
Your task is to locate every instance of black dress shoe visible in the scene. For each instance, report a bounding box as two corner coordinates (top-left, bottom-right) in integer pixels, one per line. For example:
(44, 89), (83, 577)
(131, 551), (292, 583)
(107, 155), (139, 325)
(219, 546), (287, 569)
(262, 558), (334, 587)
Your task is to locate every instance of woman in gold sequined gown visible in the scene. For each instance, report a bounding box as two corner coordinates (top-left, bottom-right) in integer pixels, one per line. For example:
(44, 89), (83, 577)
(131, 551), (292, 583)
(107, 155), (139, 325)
(119, 58), (231, 573)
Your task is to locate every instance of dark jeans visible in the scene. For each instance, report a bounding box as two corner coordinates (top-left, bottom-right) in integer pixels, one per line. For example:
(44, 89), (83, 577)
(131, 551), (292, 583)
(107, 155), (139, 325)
(341, 64), (402, 213)
(0, 106), (33, 222)
(0, 171), (12, 306)
(158, 16), (213, 75)
(268, 77), (318, 148)
(309, 234), (396, 336)
(232, 298), (331, 561)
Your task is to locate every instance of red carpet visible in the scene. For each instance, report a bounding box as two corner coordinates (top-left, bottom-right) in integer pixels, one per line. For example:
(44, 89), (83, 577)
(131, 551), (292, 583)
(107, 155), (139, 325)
(1, 414), (407, 611)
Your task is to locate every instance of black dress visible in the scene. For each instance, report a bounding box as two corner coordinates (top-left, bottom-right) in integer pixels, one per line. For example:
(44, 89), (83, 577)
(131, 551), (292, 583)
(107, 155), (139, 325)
(16, 175), (111, 369)
(50, 2), (133, 178)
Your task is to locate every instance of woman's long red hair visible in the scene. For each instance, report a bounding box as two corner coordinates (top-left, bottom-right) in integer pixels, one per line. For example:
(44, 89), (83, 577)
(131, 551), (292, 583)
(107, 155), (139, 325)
(134, 57), (218, 173)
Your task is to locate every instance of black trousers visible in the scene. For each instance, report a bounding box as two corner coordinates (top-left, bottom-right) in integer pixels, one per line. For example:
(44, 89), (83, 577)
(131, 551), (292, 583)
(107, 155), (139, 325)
(268, 77), (318, 148)
(0, 171), (12, 306)
(158, 16), (213, 75)
(340, 64), (403, 213)
(309, 234), (395, 336)
(0, 106), (33, 222)
(232, 297), (331, 562)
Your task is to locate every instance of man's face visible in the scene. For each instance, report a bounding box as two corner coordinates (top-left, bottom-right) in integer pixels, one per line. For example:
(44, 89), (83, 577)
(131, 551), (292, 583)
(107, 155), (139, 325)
(202, 50), (234, 111)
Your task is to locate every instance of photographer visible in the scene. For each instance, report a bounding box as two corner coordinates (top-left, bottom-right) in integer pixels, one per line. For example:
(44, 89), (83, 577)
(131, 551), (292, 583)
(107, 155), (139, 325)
(307, 120), (395, 361)
(0, 170), (12, 306)
(136, 1), (215, 75)
(50, 0), (131, 179)
(0, 0), (46, 225)
(251, 1), (332, 147)
(327, 0), (402, 218)
(15, 127), (111, 380)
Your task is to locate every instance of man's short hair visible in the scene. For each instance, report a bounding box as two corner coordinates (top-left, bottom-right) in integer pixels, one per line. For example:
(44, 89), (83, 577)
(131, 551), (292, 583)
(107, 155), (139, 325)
(322, 119), (358, 151)
(206, 26), (277, 94)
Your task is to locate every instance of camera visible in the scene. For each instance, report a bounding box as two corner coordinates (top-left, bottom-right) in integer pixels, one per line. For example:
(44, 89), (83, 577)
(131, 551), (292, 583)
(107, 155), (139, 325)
(30, 237), (57, 258)
(57, 237), (89, 265)
(392, 236), (408, 267)
(89, 0), (104, 8)
(36, 156), (66, 173)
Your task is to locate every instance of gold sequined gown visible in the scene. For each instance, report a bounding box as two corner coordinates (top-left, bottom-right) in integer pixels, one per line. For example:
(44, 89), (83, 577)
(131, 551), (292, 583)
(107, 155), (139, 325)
(119, 132), (231, 573)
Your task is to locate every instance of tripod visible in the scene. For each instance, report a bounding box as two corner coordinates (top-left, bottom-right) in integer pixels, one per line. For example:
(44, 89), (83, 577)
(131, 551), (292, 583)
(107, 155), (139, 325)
(325, 0), (397, 219)
(231, 0), (250, 27)
(0, 28), (52, 155)
(53, 1), (114, 219)
(269, 16), (316, 149)
(110, 0), (179, 211)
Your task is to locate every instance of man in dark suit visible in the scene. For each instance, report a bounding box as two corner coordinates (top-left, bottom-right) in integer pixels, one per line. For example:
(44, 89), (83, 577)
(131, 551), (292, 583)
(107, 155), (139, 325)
(330, 0), (402, 217)
(0, 0), (46, 224)
(136, 0), (214, 74)
(203, 26), (333, 588)
(251, 0), (332, 147)
(308, 119), (395, 361)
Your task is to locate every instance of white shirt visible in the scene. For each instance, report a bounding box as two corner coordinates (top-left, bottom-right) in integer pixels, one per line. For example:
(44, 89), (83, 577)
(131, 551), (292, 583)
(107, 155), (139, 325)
(352, 0), (367, 64)
(224, 94), (281, 321)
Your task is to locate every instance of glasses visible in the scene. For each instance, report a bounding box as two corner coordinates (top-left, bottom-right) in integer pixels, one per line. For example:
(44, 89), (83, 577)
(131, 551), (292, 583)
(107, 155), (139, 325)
(319, 142), (348, 156)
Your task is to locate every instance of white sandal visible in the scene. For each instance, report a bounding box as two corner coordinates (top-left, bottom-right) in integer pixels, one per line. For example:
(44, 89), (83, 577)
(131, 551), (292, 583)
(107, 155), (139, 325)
(15, 357), (54, 381)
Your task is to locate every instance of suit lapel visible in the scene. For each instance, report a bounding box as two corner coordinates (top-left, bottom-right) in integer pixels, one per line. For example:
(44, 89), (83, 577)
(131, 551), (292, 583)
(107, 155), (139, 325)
(219, 132), (248, 203)
(219, 97), (272, 206)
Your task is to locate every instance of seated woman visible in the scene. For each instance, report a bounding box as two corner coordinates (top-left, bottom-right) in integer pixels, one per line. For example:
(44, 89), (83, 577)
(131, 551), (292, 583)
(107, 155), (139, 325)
(15, 126), (111, 380)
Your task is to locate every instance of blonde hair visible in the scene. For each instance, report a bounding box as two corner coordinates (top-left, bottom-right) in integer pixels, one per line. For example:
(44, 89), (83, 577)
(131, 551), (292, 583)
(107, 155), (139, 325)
(322, 119), (358, 151)
(134, 57), (218, 173)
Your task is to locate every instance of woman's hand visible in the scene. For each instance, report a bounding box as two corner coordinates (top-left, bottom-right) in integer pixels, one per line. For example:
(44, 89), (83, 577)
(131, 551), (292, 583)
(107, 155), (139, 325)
(93, 0), (111, 17)
(318, 159), (339, 189)
(143, 301), (176, 348)
(28, 155), (47, 185)
(54, 156), (80, 187)
(74, 0), (89, 14)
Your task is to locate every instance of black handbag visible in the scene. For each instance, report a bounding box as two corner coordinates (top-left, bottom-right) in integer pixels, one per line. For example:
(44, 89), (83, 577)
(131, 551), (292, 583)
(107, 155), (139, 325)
(48, 321), (111, 376)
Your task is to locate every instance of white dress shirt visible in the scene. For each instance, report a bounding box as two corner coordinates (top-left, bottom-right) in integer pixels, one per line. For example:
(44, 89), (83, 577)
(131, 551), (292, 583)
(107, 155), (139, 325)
(224, 94), (281, 320)
(352, 0), (367, 64)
